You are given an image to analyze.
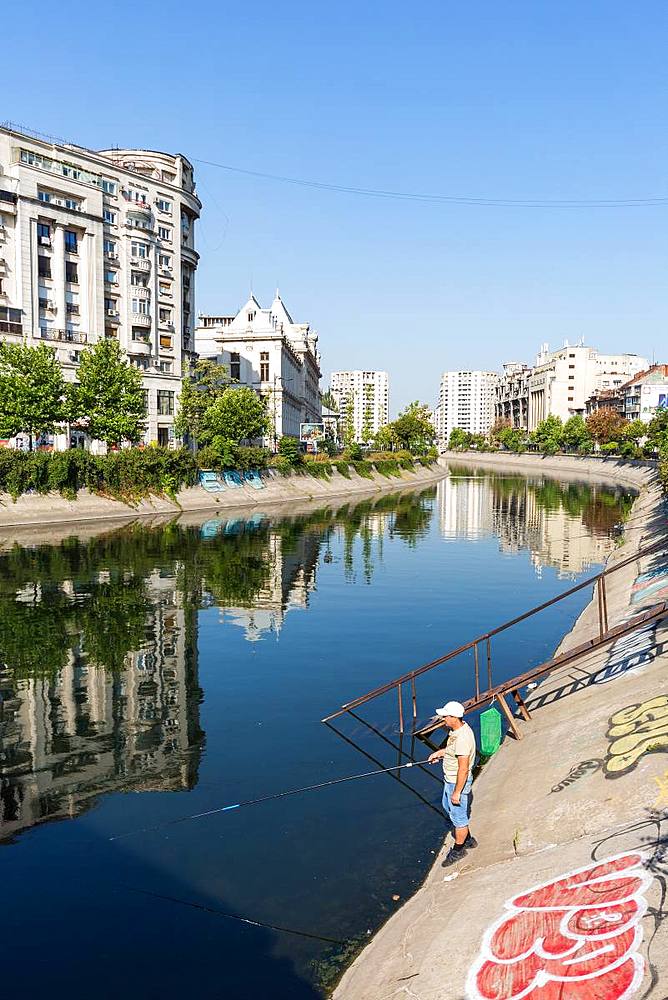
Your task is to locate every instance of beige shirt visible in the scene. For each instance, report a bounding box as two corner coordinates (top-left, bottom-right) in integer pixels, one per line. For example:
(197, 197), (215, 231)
(442, 722), (476, 783)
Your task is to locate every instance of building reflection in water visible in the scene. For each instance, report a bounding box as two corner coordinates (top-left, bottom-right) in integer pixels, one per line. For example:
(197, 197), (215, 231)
(439, 467), (635, 578)
(0, 491), (436, 841)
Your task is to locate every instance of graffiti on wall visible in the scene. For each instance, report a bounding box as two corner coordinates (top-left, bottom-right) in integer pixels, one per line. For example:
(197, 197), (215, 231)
(467, 852), (652, 1000)
(550, 758), (603, 794)
(630, 562), (668, 607)
(597, 618), (664, 685)
(604, 696), (668, 777)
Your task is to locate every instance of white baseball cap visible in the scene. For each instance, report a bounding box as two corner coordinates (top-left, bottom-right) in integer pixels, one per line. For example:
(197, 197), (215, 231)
(435, 700), (465, 719)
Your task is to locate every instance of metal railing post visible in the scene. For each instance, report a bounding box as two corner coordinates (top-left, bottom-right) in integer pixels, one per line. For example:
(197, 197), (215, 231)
(397, 682), (404, 735)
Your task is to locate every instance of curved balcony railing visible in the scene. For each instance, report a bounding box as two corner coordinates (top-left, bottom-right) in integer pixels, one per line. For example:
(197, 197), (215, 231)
(39, 328), (88, 345)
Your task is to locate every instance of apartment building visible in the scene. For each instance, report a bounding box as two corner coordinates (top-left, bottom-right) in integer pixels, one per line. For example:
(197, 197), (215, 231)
(329, 370), (389, 443)
(495, 343), (648, 432)
(436, 370), (498, 447)
(0, 123), (200, 447)
(195, 292), (321, 447)
(620, 364), (668, 424)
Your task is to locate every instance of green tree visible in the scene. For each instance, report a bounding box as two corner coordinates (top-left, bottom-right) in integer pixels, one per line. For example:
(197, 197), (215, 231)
(646, 408), (668, 456)
(585, 407), (628, 446)
(498, 426), (528, 453)
(321, 389), (338, 411)
(341, 392), (357, 447)
(373, 423), (399, 451)
(175, 359), (230, 442)
(201, 387), (270, 447)
(448, 427), (472, 451)
(278, 435), (303, 465)
(361, 384), (375, 444)
(561, 415), (592, 453)
(531, 415), (563, 454)
(622, 420), (647, 445)
(0, 341), (68, 448)
(392, 401), (435, 454)
(74, 339), (146, 446)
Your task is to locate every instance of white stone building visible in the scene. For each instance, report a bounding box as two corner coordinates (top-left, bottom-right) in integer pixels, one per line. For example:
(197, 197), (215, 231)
(195, 293), (321, 448)
(0, 122), (200, 447)
(436, 370), (498, 448)
(329, 370), (389, 443)
(495, 343), (648, 433)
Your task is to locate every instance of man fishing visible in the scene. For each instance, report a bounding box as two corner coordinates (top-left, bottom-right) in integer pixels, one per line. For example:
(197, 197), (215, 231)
(428, 700), (477, 866)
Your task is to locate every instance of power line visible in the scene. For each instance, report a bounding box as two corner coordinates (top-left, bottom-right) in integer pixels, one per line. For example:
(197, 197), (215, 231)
(193, 157), (668, 209)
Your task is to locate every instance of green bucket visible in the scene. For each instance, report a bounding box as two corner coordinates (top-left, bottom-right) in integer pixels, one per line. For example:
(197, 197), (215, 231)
(480, 706), (502, 757)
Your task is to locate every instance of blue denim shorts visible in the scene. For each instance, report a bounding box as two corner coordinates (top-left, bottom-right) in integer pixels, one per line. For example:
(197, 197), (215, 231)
(442, 777), (472, 829)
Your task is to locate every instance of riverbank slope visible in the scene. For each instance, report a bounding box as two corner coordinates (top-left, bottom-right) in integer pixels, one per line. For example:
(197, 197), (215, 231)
(334, 454), (668, 1000)
(0, 461), (446, 534)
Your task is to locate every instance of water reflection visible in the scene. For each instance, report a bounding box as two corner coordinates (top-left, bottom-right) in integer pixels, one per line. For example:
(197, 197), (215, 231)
(0, 491), (435, 841)
(0, 476), (634, 844)
(440, 466), (635, 577)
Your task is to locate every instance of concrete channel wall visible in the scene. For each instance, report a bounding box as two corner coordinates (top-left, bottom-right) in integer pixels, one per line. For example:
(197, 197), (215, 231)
(438, 449), (658, 489)
(0, 461), (447, 534)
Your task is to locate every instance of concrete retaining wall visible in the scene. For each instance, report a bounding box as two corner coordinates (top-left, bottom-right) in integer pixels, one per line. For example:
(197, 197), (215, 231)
(438, 450), (658, 489)
(0, 462), (447, 532)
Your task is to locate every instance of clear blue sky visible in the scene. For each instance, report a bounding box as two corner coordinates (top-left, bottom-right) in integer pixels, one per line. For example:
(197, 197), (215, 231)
(5, 1), (667, 413)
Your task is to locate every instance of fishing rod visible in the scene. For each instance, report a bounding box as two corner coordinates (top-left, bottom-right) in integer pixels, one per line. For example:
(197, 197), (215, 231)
(109, 755), (437, 842)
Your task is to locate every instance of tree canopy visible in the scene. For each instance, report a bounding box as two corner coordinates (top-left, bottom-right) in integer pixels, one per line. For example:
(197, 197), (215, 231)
(0, 341), (68, 446)
(585, 407), (628, 446)
(74, 339), (146, 446)
(390, 401), (435, 454)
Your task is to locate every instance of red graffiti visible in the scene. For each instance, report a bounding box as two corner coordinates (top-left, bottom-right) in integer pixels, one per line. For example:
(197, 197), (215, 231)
(467, 852), (651, 1000)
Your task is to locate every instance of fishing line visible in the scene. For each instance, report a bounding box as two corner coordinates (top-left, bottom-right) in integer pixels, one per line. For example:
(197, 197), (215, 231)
(109, 756), (436, 842)
(122, 885), (348, 945)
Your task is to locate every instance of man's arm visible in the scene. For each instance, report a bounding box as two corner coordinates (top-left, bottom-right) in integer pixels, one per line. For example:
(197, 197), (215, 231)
(451, 755), (470, 805)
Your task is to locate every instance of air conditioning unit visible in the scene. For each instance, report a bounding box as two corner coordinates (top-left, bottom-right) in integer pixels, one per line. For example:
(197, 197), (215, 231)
(106, 308), (118, 317)
(39, 236), (50, 246)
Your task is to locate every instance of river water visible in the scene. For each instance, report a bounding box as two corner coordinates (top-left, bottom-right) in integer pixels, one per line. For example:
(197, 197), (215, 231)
(0, 468), (635, 998)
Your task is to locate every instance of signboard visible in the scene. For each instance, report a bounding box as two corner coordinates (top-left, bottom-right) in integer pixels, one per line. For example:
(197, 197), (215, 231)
(300, 422), (325, 442)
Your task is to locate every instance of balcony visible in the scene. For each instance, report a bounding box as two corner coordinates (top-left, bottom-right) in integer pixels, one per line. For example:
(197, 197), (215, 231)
(130, 338), (152, 354)
(39, 328), (88, 345)
(131, 312), (151, 327)
(132, 285), (150, 299)
(133, 258), (151, 272)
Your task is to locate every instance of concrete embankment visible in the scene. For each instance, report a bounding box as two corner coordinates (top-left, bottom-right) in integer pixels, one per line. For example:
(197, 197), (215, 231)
(335, 455), (668, 1000)
(0, 462), (446, 540)
(439, 448), (657, 487)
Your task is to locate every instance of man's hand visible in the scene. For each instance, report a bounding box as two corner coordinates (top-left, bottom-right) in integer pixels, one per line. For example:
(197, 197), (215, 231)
(451, 794), (461, 805)
(428, 750), (445, 763)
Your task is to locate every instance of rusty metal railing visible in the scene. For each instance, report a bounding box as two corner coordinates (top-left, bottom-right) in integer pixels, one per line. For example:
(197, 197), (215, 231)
(322, 537), (667, 740)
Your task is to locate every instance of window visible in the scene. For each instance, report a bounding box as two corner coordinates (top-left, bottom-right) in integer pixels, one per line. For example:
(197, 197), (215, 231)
(131, 271), (148, 286)
(64, 230), (77, 253)
(104, 239), (116, 257)
(132, 355), (149, 369)
(159, 254), (171, 268)
(37, 222), (51, 242)
(104, 269), (117, 284)
(131, 241), (148, 258)
(157, 199), (171, 212)
(568, 364), (575, 369)
(230, 352), (241, 381)
(104, 297), (116, 312)
(66, 262), (79, 283)
(260, 351), (269, 381)
(103, 209), (116, 224)
(38, 190), (51, 203)
(157, 426), (170, 447)
(159, 308), (171, 323)
(158, 360), (173, 373)
(132, 326), (150, 341)
(158, 226), (171, 240)
(64, 198), (80, 211)
(160, 334), (173, 349)
(159, 282), (171, 296)
(247, 311), (255, 322)
(101, 179), (117, 195)
(132, 298), (148, 315)
(38, 256), (51, 278)
(157, 390), (175, 416)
